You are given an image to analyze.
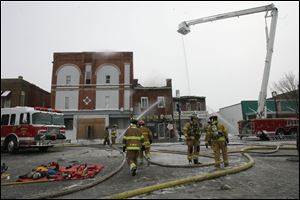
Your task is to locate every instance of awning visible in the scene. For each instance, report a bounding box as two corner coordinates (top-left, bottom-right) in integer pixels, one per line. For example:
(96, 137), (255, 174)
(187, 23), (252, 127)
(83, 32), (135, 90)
(1, 90), (11, 97)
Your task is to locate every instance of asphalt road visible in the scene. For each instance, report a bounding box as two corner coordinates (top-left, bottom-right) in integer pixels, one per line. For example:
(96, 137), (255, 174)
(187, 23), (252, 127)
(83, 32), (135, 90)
(1, 140), (299, 199)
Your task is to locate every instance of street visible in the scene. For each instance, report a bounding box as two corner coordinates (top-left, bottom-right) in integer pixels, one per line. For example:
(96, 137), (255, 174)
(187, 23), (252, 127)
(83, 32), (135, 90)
(1, 139), (299, 199)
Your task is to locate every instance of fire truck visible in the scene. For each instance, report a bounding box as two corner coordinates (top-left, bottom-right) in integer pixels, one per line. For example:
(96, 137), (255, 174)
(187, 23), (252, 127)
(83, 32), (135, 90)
(1, 106), (66, 153)
(238, 118), (299, 140)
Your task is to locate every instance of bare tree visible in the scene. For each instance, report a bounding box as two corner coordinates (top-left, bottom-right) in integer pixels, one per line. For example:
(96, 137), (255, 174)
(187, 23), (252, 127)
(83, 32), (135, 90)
(272, 72), (299, 115)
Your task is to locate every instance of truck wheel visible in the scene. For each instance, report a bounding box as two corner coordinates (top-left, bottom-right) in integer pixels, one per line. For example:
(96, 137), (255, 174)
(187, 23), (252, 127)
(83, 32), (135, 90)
(276, 129), (285, 139)
(6, 137), (18, 153)
(259, 133), (269, 141)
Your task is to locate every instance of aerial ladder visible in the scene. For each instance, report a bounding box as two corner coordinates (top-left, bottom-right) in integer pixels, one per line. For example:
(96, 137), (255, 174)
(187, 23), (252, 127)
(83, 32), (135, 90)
(178, 4), (278, 119)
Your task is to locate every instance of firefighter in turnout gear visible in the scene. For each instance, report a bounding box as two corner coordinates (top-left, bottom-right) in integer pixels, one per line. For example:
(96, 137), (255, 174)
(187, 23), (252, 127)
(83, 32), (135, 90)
(205, 115), (229, 168)
(183, 114), (202, 164)
(103, 127), (110, 146)
(110, 125), (117, 145)
(123, 117), (144, 176)
(138, 120), (153, 164)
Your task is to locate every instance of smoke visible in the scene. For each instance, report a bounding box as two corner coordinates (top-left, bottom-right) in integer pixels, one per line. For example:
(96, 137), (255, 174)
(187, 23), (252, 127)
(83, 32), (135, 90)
(139, 76), (167, 87)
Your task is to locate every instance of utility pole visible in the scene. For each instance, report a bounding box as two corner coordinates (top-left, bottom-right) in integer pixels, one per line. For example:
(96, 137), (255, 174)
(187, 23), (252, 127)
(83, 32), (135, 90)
(176, 102), (182, 141)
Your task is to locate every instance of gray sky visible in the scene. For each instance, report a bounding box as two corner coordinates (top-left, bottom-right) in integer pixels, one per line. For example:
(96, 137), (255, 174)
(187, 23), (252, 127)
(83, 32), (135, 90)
(1, 1), (299, 111)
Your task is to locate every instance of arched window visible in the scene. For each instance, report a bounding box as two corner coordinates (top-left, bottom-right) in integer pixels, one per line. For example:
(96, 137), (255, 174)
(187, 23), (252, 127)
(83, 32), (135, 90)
(56, 64), (81, 85)
(96, 64), (120, 85)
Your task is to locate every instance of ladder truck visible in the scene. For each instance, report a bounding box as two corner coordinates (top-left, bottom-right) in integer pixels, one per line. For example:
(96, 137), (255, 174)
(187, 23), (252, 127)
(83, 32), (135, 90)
(178, 4), (298, 140)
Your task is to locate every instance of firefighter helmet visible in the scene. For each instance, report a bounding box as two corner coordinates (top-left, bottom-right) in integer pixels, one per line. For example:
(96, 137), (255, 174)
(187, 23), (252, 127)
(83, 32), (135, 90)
(129, 117), (138, 124)
(209, 114), (218, 121)
(138, 120), (145, 126)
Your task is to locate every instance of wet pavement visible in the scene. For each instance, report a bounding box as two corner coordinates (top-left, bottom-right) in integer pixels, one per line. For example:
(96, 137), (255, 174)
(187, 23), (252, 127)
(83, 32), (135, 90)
(1, 139), (299, 199)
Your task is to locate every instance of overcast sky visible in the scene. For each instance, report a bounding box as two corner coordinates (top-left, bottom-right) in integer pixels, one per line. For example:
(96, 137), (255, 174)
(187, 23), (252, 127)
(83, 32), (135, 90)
(1, 1), (299, 111)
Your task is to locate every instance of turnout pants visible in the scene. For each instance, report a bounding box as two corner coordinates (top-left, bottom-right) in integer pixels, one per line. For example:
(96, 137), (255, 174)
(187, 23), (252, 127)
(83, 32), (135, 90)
(212, 140), (229, 167)
(111, 137), (116, 145)
(126, 150), (140, 170)
(186, 139), (200, 161)
(103, 137), (110, 146)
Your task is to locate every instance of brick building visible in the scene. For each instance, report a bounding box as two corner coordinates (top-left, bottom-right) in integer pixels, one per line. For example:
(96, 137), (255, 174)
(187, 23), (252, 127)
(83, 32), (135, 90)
(1, 76), (50, 108)
(133, 79), (174, 140)
(51, 52), (134, 142)
(173, 95), (208, 138)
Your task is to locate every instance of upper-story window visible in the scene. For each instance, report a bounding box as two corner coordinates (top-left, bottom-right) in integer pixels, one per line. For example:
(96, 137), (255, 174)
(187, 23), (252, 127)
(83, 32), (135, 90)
(186, 102), (191, 111)
(85, 71), (91, 84)
(85, 64), (92, 84)
(20, 91), (25, 106)
(56, 65), (80, 86)
(141, 97), (148, 109)
(96, 64), (120, 85)
(197, 102), (201, 111)
(106, 75), (111, 84)
(157, 96), (165, 108)
(66, 75), (71, 85)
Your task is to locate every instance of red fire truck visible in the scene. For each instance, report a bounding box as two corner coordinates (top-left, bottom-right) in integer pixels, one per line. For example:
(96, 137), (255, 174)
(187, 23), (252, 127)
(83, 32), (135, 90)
(1, 106), (66, 153)
(238, 118), (299, 140)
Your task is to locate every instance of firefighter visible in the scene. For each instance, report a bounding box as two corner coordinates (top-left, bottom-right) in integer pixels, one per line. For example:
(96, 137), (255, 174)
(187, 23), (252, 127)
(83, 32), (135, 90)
(138, 120), (153, 164)
(123, 117), (144, 176)
(110, 125), (117, 146)
(183, 113), (202, 164)
(103, 126), (110, 146)
(205, 115), (229, 168)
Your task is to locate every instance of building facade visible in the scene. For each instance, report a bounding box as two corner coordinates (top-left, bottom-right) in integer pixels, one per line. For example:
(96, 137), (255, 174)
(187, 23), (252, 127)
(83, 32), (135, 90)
(173, 95), (208, 139)
(51, 52), (134, 142)
(1, 76), (50, 108)
(132, 79), (174, 140)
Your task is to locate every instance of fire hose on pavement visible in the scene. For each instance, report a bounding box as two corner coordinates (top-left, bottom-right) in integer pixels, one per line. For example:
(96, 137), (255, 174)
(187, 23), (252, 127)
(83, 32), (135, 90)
(102, 144), (297, 199)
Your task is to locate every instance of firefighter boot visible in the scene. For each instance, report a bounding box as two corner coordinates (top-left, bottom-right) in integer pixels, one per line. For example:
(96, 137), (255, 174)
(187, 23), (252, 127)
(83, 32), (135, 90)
(130, 163), (137, 176)
(193, 159), (199, 164)
(188, 159), (192, 165)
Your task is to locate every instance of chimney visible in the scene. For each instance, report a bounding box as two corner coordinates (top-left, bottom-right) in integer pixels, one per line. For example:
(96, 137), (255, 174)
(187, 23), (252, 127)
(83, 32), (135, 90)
(133, 79), (138, 87)
(18, 76), (23, 80)
(166, 79), (172, 87)
(176, 90), (180, 98)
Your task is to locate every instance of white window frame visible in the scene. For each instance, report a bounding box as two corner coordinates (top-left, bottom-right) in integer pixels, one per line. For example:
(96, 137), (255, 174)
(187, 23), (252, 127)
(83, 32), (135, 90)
(157, 96), (165, 108)
(66, 75), (71, 85)
(85, 71), (91, 84)
(65, 97), (69, 109)
(106, 75), (110, 84)
(141, 97), (148, 109)
(85, 64), (92, 84)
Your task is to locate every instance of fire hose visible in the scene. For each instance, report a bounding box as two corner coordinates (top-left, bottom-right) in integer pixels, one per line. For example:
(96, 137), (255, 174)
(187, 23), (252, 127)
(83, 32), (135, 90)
(102, 144), (297, 199)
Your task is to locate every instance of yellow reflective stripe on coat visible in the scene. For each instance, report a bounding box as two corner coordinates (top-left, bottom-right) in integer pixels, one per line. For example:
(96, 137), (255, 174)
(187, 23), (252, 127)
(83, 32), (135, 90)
(126, 146), (141, 150)
(123, 136), (144, 140)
